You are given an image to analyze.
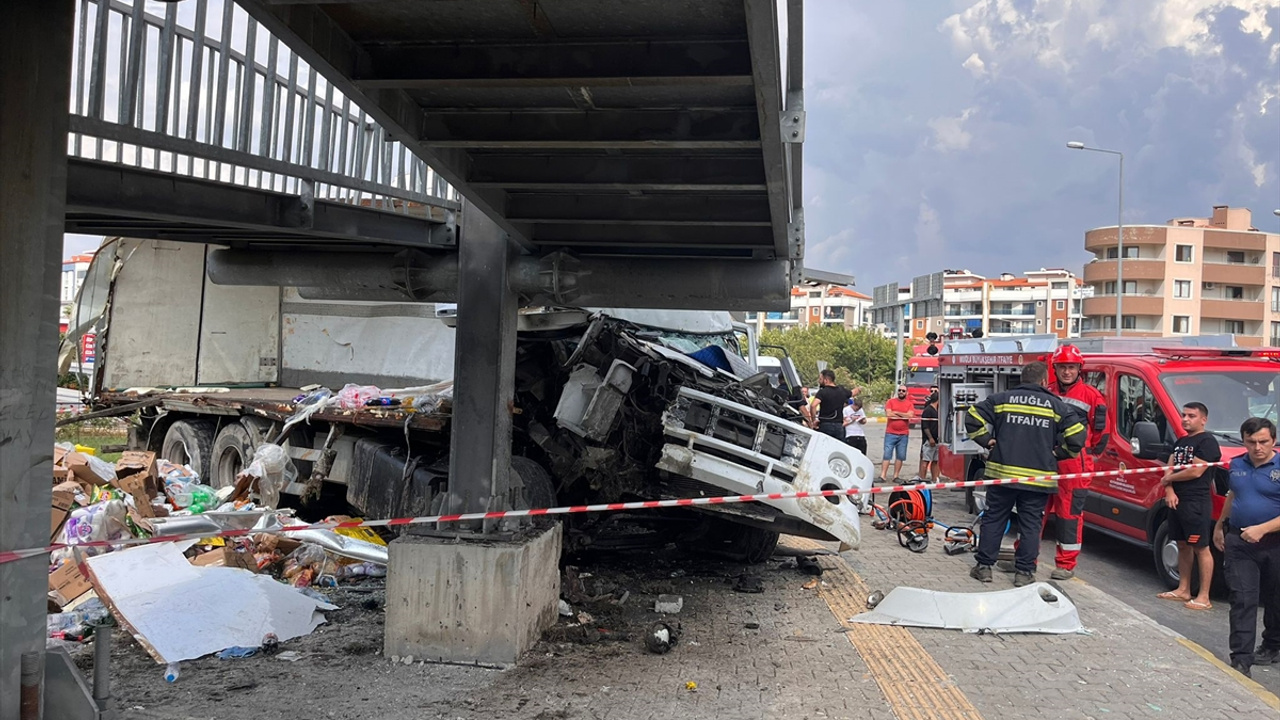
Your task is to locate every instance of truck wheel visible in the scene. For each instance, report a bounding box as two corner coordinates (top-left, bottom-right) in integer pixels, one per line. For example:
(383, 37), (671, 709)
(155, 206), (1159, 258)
(161, 419), (216, 480)
(210, 422), (256, 490)
(1152, 519), (1180, 589)
(741, 527), (781, 564)
(512, 457), (557, 526)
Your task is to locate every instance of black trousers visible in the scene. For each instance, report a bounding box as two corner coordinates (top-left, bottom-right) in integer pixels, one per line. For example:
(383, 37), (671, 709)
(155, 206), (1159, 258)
(845, 436), (868, 455)
(975, 484), (1050, 573)
(818, 421), (844, 440)
(1224, 530), (1280, 666)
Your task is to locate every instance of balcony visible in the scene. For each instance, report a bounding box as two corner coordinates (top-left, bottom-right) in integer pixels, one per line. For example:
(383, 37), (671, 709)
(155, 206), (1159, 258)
(1200, 299), (1264, 322)
(1083, 226), (1167, 253)
(1082, 258), (1166, 283)
(1082, 295), (1164, 317)
(1203, 230), (1267, 252)
(1202, 262), (1265, 285)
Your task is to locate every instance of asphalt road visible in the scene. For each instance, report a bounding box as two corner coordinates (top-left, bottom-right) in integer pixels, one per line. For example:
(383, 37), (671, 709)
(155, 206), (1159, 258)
(858, 422), (1279, 695)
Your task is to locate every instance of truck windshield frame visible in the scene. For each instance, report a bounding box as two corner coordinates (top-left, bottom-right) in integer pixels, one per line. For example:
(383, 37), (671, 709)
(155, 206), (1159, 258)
(907, 366), (937, 387)
(1159, 369), (1280, 437)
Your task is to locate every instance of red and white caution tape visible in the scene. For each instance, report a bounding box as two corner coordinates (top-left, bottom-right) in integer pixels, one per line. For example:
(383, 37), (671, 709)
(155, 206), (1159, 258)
(0, 461), (1226, 566)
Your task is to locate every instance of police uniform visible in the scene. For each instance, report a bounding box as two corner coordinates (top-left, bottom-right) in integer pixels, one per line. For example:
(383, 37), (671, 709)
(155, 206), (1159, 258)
(965, 384), (1086, 576)
(1222, 452), (1280, 670)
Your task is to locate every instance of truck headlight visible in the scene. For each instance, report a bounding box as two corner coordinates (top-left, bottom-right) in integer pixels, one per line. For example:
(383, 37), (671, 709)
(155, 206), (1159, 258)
(828, 456), (851, 479)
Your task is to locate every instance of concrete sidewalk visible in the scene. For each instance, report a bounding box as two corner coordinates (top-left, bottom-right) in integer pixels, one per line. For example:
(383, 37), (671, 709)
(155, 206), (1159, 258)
(834, 489), (1280, 720)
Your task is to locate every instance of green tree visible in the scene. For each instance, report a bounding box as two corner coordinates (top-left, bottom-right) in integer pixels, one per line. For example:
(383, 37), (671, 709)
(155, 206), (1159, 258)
(758, 325), (907, 400)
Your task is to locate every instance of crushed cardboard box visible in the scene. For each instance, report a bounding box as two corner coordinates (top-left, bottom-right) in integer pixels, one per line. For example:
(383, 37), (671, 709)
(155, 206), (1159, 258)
(191, 547), (258, 573)
(49, 561), (93, 608)
(115, 450), (159, 497)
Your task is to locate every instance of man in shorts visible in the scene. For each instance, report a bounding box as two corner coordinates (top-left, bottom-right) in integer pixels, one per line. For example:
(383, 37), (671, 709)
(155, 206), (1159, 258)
(1156, 402), (1222, 611)
(918, 391), (940, 481)
(879, 385), (914, 482)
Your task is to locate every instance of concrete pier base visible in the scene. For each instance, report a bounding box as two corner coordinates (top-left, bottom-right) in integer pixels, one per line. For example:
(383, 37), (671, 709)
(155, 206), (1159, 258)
(384, 524), (561, 667)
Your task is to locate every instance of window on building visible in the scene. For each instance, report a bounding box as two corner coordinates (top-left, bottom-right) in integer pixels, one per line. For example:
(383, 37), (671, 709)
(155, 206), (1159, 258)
(1106, 280), (1138, 295)
(1123, 315), (1136, 330)
(1055, 300), (1065, 311)
(808, 290), (821, 298)
(1071, 318), (1081, 334)
(1227, 251), (1246, 264)
(1055, 319), (1065, 330)
(1172, 316), (1190, 334)
(1105, 247), (1140, 259)
(1228, 286), (1245, 300)
(811, 307), (820, 318)
(1051, 281), (1069, 290)
(1272, 287), (1280, 313)
(1175, 245), (1194, 262)
(1272, 321), (1280, 347)
(1103, 281), (1115, 295)
(1226, 320), (1245, 335)
(1273, 252), (1280, 279)
(1117, 374), (1176, 445)
(916, 319), (924, 329)
(1174, 280), (1192, 299)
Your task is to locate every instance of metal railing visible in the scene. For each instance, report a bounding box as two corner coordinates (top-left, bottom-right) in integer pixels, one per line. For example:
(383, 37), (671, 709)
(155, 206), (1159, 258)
(69, 0), (458, 215)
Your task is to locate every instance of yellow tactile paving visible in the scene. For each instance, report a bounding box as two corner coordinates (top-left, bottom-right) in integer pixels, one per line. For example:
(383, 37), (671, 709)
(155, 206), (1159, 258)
(785, 538), (985, 720)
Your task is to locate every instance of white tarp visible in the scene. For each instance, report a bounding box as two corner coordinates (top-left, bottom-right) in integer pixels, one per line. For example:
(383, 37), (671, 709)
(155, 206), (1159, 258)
(849, 582), (1084, 634)
(84, 543), (335, 663)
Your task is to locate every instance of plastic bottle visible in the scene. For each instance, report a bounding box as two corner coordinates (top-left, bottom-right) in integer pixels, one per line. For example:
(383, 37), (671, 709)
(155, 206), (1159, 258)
(164, 663), (180, 682)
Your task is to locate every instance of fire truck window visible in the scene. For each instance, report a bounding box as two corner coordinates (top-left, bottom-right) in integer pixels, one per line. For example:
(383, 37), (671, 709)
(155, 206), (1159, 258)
(1084, 371), (1106, 395)
(1117, 374), (1174, 444)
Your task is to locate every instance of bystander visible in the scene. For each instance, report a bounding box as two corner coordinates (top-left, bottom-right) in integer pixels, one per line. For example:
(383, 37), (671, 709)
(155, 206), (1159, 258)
(843, 397), (868, 455)
(918, 391), (940, 481)
(812, 369), (852, 440)
(879, 385), (914, 482)
(1213, 416), (1280, 678)
(1155, 402), (1220, 612)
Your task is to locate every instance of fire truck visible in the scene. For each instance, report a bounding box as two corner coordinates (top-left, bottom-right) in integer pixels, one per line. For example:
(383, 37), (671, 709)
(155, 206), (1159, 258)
(904, 343), (941, 424)
(936, 334), (1278, 588)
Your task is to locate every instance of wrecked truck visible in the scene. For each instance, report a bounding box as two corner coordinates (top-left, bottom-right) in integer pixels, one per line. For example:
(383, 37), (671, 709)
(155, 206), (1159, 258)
(62, 238), (872, 560)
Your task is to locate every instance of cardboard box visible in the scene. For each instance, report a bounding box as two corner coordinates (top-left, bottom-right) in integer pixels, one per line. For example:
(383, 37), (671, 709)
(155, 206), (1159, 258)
(51, 490), (75, 540)
(116, 472), (156, 518)
(63, 452), (114, 487)
(191, 547), (258, 573)
(115, 451), (158, 496)
(49, 561), (93, 607)
(53, 466), (68, 484)
(252, 534), (303, 556)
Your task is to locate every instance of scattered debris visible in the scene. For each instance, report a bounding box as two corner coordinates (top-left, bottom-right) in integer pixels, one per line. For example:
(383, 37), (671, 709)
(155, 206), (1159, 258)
(575, 611), (595, 626)
(654, 594), (684, 614)
(796, 556), (823, 576)
(866, 590), (885, 609)
(645, 622), (679, 654)
(801, 579), (819, 591)
(558, 599), (574, 617)
(684, 681), (698, 692)
(744, 621), (760, 630)
(733, 574), (764, 593)
(277, 651), (303, 662)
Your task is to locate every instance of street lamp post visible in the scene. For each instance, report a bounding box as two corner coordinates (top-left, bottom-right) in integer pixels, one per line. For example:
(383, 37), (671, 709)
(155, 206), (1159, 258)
(1068, 141), (1125, 336)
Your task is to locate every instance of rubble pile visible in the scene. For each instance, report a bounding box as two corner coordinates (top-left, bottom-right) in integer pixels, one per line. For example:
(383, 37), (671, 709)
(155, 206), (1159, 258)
(44, 441), (389, 679)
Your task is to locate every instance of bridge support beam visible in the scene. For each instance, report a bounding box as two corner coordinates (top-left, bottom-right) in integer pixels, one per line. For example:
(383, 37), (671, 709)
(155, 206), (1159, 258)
(385, 208), (559, 665)
(0, 1), (73, 715)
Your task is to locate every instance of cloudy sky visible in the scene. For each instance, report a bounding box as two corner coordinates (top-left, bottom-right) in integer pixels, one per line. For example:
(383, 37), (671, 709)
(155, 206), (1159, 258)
(801, 0), (1280, 290)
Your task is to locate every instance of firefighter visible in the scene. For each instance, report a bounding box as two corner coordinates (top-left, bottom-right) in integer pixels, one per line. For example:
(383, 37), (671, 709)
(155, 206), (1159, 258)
(997, 344), (1108, 580)
(967, 361), (1087, 587)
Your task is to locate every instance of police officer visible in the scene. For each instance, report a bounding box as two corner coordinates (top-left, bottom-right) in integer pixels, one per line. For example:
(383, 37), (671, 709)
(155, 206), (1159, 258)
(966, 361), (1087, 587)
(1213, 416), (1280, 678)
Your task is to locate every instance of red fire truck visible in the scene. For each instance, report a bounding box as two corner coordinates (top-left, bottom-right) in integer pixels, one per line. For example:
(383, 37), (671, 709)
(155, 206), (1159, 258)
(936, 335), (1276, 588)
(903, 344), (940, 425)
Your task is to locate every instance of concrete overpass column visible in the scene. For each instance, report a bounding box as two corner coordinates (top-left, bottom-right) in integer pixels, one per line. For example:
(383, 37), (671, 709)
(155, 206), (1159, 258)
(0, 0), (73, 715)
(384, 208), (559, 667)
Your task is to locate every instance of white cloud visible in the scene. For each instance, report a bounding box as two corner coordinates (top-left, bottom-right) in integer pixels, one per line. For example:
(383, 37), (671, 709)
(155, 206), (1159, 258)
(962, 52), (987, 76)
(809, 228), (857, 271)
(915, 200), (945, 258)
(928, 108), (977, 152)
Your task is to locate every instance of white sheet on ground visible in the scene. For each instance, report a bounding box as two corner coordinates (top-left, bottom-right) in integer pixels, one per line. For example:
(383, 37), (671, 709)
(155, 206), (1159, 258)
(848, 582), (1083, 634)
(84, 542), (336, 663)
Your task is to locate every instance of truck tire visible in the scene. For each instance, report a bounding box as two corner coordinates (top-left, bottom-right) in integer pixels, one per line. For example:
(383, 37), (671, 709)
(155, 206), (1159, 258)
(1152, 518), (1180, 589)
(161, 419), (216, 480)
(210, 422), (256, 490)
(741, 527), (781, 564)
(512, 456), (557, 527)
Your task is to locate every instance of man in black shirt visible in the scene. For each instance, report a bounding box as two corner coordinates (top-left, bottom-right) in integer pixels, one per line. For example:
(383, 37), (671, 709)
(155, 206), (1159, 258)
(918, 392), (940, 481)
(1156, 402), (1222, 611)
(813, 369), (852, 440)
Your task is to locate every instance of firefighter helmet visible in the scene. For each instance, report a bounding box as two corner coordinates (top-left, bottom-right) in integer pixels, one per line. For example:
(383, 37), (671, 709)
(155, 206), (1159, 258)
(1051, 344), (1085, 366)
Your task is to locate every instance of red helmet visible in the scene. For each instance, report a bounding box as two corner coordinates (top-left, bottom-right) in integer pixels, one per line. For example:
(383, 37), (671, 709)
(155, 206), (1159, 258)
(1051, 344), (1084, 366)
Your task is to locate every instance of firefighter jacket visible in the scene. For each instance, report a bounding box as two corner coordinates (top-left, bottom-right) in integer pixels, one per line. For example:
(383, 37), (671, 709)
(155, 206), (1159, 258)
(964, 384), (1087, 492)
(1051, 379), (1108, 475)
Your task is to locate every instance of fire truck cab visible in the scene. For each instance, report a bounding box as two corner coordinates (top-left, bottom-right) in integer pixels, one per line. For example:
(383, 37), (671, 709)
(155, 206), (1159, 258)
(937, 334), (1276, 588)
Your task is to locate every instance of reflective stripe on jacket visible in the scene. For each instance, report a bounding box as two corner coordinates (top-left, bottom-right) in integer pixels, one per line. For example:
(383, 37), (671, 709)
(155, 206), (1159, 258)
(1052, 379), (1106, 476)
(964, 384), (1087, 492)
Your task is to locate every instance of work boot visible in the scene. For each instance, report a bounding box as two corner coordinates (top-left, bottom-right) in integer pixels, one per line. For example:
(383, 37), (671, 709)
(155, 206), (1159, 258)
(970, 564), (993, 583)
(1013, 571), (1035, 588)
(1256, 646), (1280, 665)
(995, 560), (1016, 573)
(1231, 661), (1252, 678)
(1050, 567), (1075, 581)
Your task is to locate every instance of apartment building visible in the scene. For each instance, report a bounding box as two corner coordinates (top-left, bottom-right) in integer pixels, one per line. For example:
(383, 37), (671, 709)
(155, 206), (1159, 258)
(1080, 205), (1280, 346)
(746, 284), (873, 333)
(903, 269), (1084, 341)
